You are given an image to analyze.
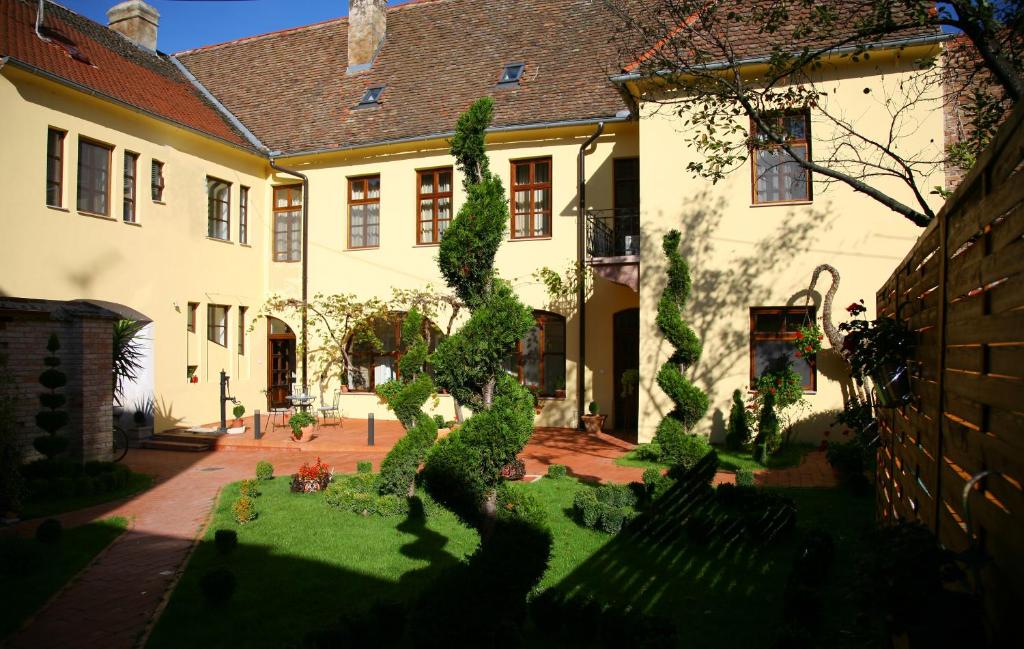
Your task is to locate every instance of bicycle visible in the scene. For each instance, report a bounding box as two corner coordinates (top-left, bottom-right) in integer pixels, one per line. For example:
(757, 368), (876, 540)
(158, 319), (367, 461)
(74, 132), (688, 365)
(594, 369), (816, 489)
(112, 424), (129, 462)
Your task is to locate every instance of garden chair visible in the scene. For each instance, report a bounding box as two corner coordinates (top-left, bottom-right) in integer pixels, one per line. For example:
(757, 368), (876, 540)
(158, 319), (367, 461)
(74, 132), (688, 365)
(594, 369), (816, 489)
(269, 403), (292, 430)
(317, 390), (342, 427)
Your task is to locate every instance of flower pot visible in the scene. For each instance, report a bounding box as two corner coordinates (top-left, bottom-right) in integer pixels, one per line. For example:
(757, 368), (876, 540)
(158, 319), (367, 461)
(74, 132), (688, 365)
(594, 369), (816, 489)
(290, 425), (315, 443)
(581, 414), (606, 434)
(871, 363), (911, 408)
(554, 389), (566, 399)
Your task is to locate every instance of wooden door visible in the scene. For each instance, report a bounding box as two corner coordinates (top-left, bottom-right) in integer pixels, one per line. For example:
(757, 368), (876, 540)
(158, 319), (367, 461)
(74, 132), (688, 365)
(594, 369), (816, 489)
(613, 308), (640, 433)
(267, 335), (295, 409)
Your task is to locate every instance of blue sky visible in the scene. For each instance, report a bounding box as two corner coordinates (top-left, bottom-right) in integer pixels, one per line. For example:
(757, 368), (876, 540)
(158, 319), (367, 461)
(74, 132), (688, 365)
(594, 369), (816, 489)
(59, 1), (408, 54)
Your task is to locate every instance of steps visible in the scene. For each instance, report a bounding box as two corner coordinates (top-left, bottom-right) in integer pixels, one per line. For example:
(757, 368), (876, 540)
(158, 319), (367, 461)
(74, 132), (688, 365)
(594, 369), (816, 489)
(138, 430), (219, 452)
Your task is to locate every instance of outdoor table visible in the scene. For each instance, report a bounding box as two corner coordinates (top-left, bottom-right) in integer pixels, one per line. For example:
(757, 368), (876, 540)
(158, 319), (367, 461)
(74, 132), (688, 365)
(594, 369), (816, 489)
(288, 394), (317, 412)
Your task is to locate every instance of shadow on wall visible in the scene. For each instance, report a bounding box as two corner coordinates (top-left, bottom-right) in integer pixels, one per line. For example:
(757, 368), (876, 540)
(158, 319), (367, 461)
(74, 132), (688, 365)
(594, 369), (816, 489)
(638, 192), (831, 430)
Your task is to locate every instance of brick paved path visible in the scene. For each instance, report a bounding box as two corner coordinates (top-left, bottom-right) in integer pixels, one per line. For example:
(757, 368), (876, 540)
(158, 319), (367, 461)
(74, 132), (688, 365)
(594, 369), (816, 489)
(755, 450), (838, 488)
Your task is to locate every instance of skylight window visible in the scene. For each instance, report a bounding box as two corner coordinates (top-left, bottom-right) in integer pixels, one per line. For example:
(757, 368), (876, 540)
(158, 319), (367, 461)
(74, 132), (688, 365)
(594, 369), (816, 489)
(499, 63), (525, 85)
(359, 86), (385, 106)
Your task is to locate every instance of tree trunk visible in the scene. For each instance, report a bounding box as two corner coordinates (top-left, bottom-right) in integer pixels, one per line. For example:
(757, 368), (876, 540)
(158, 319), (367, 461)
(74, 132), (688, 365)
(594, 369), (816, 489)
(483, 379), (495, 408)
(480, 488), (498, 539)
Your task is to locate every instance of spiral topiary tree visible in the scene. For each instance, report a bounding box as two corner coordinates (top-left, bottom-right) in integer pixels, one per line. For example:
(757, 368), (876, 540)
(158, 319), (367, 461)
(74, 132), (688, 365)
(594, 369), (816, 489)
(424, 97), (536, 531)
(725, 388), (751, 451)
(653, 230), (710, 468)
(376, 308), (439, 497)
(34, 333), (70, 460)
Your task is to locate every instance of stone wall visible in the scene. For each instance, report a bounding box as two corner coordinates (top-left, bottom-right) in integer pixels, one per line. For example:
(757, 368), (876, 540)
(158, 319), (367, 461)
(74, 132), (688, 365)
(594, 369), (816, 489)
(0, 302), (115, 463)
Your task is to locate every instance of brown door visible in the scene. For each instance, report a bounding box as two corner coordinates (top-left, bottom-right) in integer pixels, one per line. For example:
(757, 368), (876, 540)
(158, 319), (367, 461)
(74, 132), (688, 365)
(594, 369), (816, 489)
(267, 334), (296, 409)
(613, 308), (640, 433)
(613, 158), (640, 256)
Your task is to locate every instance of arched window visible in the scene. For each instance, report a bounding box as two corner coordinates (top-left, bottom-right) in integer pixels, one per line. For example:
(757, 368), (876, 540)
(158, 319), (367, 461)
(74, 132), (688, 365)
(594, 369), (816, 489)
(504, 311), (566, 397)
(348, 314), (443, 392)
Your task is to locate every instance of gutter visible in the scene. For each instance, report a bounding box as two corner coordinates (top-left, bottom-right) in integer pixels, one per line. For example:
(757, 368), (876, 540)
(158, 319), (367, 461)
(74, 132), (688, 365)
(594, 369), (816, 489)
(273, 115), (633, 161)
(576, 121), (605, 431)
(170, 56), (269, 153)
(609, 32), (951, 83)
(1, 57), (263, 157)
(268, 158), (310, 395)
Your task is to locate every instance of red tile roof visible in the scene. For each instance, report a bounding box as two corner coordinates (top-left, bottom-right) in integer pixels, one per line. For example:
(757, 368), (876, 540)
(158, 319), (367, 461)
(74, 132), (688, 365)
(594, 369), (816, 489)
(175, 0), (631, 156)
(0, 0), (255, 151)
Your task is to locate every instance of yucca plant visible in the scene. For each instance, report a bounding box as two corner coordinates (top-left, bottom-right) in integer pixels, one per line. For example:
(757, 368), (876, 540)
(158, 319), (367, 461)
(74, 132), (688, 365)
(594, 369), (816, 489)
(112, 319), (146, 407)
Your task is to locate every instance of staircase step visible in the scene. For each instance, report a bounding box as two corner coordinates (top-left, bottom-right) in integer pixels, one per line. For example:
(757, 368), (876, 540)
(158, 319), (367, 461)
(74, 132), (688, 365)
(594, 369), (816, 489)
(139, 439), (211, 452)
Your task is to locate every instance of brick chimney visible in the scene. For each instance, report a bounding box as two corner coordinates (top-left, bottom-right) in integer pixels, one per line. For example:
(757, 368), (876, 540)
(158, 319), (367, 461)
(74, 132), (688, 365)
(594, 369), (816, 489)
(107, 1), (159, 51)
(347, 0), (386, 74)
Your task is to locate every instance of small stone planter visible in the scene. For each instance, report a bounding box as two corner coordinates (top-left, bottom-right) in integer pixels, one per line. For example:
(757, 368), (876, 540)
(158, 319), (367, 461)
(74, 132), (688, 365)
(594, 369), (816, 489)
(581, 414), (606, 434)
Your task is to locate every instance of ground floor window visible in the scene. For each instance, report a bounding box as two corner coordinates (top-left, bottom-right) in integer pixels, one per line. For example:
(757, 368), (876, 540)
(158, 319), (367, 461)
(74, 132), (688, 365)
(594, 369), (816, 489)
(347, 314), (442, 392)
(749, 306), (816, 390)
(207, 304), (228, 347)
(504, 311), (566, 397)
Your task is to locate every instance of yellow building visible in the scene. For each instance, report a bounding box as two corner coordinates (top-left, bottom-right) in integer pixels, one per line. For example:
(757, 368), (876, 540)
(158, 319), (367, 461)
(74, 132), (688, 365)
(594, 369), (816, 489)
(0, 0), (946, 447)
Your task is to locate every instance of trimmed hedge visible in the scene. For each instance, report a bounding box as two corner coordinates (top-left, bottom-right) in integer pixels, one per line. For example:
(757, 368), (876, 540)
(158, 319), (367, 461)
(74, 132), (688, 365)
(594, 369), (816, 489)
(255, 461), (273, 481)
(572, 483), (638, 534)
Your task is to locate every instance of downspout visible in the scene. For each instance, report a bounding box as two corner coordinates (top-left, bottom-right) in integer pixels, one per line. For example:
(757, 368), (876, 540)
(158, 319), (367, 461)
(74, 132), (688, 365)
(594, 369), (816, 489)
(576, 121), (604, 430)
(268, 158), (310, 394)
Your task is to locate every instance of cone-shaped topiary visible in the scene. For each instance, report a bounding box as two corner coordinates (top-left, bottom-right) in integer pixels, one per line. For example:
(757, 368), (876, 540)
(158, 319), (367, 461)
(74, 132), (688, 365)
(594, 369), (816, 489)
(725, 389), (752, 450)
(425, 97), (535, 529)
(653, 230), (709, 466)
(34, 333), (69, 460)
(753, 389), (780, 464)
(376, 308), (439, 497)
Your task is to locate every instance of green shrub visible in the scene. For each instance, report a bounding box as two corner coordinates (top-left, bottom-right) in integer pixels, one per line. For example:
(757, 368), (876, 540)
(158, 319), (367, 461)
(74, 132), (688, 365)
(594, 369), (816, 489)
(214, 529), (238, 554)
(572, 490), (601, 528)
(356, 460), (372, 474)
(351, 492), (378, 516)
(34, 334), (70, 460)
(634, 441), (663, 461)
(239, 479), (259, 498)
(200, 567), (236, 606)
(35, 518), (63, 543)
(323, 482), (355, 511)
(736, 468), (755, 486)
(573, 484), (638, 533)
(753, 389), (781, 463)
(725, 388), (752, 450)
(376, 493), (409, 517)
(325, 473), (407, 517)
(546, 464), (568, 479)
(497, 482), (547, 529)
(433, 414), (446, 429)
(642, 468), (662, 488)
(288, 411), (316, 438)
(232, 496), (256, 524)
(255, 460), (273, 481)
(659, 431), (711, 471)
(379, 413), (438, 497)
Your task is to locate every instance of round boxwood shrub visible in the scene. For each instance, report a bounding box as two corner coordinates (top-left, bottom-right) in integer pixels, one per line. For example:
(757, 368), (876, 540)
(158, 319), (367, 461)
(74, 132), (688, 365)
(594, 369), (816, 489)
(214, 529), (238, 555)
(255, 460), (273, 481)
(232, 496), (256, 524)
(356, 460), (373, 475)
(736, 468), (755, 486)
(546, 464), (568, 479)
(573, 484), (637, 534)
(239, 479), (259, 498)
(35, 518), (63, 544)
(200, 567), (236, 605)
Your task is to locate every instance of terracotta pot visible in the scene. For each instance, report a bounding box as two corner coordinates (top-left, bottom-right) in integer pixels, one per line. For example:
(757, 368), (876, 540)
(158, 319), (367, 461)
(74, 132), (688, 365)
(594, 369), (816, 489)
(291, 425), (315, 442)
(581, 414), (606, 434)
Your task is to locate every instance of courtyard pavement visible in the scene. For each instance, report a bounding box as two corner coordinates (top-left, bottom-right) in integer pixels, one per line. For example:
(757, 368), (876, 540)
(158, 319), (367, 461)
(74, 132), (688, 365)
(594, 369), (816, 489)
(3, 427), (837, 648)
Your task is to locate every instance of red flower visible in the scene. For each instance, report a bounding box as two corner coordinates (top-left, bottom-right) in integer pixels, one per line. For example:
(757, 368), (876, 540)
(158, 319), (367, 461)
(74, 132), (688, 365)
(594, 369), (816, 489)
(795, 351), (803, 358)
(769, 387), (777, 394)
(795, 331), (804, 339)
(846, 302), (867, 315)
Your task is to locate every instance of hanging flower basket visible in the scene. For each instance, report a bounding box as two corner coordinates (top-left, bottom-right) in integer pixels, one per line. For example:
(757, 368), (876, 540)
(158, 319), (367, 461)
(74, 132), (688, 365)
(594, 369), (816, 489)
(794, 323), (824, 359)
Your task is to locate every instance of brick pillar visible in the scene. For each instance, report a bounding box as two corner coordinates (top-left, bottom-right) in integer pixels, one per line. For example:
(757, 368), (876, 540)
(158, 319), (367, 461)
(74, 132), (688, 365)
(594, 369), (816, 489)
(76, 317), (113, 462)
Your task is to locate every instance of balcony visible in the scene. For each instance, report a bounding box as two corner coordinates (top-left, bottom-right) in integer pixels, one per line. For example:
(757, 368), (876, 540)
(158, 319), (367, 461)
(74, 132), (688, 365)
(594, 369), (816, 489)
(586, 209), (640, 291)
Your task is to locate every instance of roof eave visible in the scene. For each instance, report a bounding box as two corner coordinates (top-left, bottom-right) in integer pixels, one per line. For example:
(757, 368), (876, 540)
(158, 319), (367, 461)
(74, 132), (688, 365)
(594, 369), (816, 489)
(609, 32), (951, 83)
(272, 114), (634, 161)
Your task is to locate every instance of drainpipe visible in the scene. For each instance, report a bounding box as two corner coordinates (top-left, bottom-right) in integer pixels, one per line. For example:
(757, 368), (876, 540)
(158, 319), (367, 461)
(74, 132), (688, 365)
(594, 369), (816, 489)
(576, 121), (604, 430)
(269, 158), (310, 394)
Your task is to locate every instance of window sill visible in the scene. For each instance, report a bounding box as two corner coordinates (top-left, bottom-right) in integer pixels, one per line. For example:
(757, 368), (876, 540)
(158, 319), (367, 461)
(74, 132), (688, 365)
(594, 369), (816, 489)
(273, 259), (301, 263)
(414, 242), (441, 248)
(508, 235), (553, 242)
(749, 200), (813, 208)
(346, 246), (380, 252)
(206, 236), (234, 245)
(79, 211), (115, 221)
(239, 243), (252, 248)
(46, 205), (69, 213)
(153, 200), (166, 205)
(123, 220), (142, 228)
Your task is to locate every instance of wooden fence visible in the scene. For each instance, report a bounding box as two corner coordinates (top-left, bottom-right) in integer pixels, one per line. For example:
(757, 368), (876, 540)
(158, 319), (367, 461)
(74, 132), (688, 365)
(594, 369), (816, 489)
(875, 103), (1024, 642)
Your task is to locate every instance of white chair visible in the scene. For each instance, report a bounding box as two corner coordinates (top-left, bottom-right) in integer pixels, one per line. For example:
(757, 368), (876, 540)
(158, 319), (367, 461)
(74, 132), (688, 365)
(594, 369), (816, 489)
(318, 391), (342, 427)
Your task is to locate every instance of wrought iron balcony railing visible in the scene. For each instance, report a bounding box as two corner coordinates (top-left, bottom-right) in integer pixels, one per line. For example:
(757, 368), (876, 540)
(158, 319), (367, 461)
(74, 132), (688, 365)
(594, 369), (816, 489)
(586, 209), (640, 259)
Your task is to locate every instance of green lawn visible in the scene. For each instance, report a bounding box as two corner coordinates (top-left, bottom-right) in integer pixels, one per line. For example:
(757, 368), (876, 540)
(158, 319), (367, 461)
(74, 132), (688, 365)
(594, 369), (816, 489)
(615, 444), (814, 472)
(21, 472), (153, 520)
(150, 472), (874, 648)
(0, 516), (128, 640)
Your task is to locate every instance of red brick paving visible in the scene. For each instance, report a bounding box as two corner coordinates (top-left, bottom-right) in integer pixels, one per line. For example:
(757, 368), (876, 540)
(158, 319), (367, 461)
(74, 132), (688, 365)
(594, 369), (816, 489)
(4, 429), (833, 648)
(755, 450), (838, 488)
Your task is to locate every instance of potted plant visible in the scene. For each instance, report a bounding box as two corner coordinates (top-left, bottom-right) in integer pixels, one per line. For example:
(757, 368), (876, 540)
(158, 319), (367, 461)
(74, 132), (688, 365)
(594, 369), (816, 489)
(232, 403), (246, 426)
(288, 410), (316, 442)
(620, 369), (639, 397)
(290, 457), (332, 492)
(840, 313), (915, 408)
(133, 409), (146, 426)
(554, 379), (566, 400)
(527, 385), (543, 414)
(581, 401), (606, 434)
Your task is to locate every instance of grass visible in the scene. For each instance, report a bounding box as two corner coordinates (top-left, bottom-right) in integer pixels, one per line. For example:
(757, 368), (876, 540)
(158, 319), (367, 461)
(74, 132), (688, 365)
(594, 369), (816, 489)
(0, 516), (128, 640)
(20, 471), (153, 520)
(615, 443), (814, 472)
(148, 477), (480, 649)
(151, 470), (874, 648)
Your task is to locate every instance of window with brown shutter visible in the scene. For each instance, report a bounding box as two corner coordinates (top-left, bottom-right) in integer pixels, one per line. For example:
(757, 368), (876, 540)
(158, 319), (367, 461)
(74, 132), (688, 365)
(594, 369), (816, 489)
(749, 306), (817, 391)
(416, 168), (453, 245)
(77, 138), (112, 215)
(273, 185), (302, 262)
(751, 111), (812, 204)
(46, 128), (65, 207)
(510, 158), (552, 239)
(348, 175), (380, 249)
(123, 152), (138, 223)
